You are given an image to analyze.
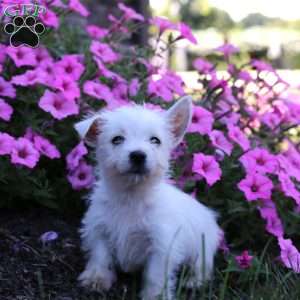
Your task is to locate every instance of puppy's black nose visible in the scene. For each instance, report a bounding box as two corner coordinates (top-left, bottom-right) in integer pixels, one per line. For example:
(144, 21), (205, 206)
(130, 151), (146, 165)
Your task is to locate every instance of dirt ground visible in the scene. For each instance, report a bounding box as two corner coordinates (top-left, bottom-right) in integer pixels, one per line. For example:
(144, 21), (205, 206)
(0, 208), (139, 300)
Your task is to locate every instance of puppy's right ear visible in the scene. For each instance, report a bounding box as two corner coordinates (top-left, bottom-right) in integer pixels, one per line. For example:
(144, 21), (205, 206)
(74, 114), (101, 145)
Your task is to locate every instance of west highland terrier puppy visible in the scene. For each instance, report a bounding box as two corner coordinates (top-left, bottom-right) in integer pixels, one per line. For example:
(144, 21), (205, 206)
(75, 96), (221, 300)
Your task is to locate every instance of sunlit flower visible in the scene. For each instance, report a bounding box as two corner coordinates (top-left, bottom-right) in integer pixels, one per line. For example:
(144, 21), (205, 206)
(193, 58), (214, 74)
(150, 16), (176, 34)
(215, 43), (239, 58)
(178, 22), (197, 44)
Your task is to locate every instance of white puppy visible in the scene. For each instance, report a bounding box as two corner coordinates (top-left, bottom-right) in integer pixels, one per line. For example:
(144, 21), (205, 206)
(75, 96), (221, 300)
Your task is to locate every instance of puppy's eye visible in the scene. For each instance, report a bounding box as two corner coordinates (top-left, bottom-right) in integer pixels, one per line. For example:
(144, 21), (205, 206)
(150, 136), (161, 145)
(111, 135), (125, 145)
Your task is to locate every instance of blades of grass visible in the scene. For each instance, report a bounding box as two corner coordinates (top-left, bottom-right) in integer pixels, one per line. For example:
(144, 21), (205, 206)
(176, 265), (189, 299)
(36, 269), (46, 300)
(218, 268), (229, 300)
(250, 237), (273, 297)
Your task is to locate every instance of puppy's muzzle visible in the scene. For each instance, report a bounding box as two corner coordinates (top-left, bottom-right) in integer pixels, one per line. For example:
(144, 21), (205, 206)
(128, 151), (148, 175)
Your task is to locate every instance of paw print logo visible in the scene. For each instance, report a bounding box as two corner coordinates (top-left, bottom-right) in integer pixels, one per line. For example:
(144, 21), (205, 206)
(4, 16), (45, 48)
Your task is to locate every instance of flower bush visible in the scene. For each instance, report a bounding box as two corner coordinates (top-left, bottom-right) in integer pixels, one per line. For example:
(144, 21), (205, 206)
(0, 0), (300, 273)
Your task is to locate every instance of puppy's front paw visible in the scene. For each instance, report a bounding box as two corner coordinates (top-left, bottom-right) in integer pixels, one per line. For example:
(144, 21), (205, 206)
(78, 267), (116, 292)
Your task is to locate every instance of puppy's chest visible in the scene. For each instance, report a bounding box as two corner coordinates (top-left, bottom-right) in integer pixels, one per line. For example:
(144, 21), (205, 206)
(103, 204), (152, 272)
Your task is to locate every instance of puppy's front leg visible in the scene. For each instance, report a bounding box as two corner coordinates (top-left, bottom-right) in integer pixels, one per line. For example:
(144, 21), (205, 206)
(141, 253), (177, 300)
(79, 238), (116, 292)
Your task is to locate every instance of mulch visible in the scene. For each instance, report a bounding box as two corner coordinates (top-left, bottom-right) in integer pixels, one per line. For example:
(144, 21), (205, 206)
(0, 208), (138, 300)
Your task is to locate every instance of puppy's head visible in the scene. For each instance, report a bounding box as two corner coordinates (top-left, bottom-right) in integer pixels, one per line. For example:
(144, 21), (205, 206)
(75, 96), (192, 185)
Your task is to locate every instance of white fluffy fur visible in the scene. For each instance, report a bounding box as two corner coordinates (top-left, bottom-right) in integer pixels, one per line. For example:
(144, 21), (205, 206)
(76, 96), (221, 300)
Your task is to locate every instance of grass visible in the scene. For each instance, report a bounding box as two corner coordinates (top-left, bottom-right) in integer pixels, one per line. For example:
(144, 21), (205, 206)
(37, 255), (300, 300)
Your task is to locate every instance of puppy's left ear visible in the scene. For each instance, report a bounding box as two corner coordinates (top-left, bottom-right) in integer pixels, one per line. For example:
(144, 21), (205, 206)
(166, 96), (193, 146)
(74, 114), (102, 145)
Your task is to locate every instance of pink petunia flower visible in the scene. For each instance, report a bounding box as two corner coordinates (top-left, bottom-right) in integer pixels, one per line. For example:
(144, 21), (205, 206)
(278, 172), (300, 205)
(239, 148), (277, 174)
(177, 22), (197, 44)
(53, 75), (80, 101)
(67, 160), (94, 190)
(235, 250), (253, 269)
(56, 55), (85, 81)
(0, 44), (6, 63)
(66, 141), (88, 171)
(0, 98), (13, 121)
(258, 200), (284, 237)
(33, 135), (61, 159)
(118, 3), (144, 22)
(280, 143), (300, 181)
(36, 61), (56, 87)
(237, 70), (252, 82)
(11, 70), (40, 86)
(11, 138), (40, 168)
(193, 58), (214, 74)
(69, 0), (90, 17)
(251, 59), (274, 72)
(39, 9), (59, 28)
(93, 56), (125, 81)
(129, 78), (140, 97)
(150, 17), (176, 34)
(278, 237), (300, 273)
(188, 106), (214, 135)
(192, 153), (222, 186)
(34, 47), (53, 64)
(209, 130), (233, 155)
(112, 82), (129, 103)
(86, 25), (108, 39)
(227, 124), (250, 151)
(218, 230), (230, 254)
(39, 90), (79, 120)
(163, 71), (185, 96)
(6, 46), (37, 67)
(148, 78), (173, 102)
(238, 173), (273, 201)
(0, 77), (16, 99)
(83, 80), (113, 103)
(90, 41), (119, 64)
(0, 132), (14, 155)
(215, 43), (239, 58)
